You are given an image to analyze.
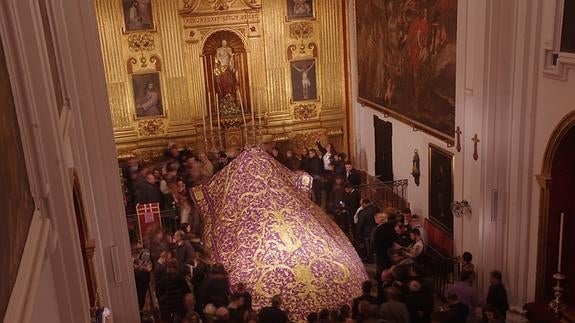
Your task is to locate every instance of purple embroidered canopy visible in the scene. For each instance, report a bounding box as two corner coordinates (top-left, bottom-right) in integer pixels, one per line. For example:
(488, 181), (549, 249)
(191, 147), (367, 322)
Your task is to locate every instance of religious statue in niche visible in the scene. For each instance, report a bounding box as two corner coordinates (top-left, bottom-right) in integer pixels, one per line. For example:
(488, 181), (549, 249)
(202, 30), (252, 124)
(122, 0), (154, 32)
(411, 149), (420, 186)
(214, 39), (240, 117)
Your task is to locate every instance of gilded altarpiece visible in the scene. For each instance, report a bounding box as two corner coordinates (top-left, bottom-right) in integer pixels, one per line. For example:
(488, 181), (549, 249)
(95, 0), (349, 157)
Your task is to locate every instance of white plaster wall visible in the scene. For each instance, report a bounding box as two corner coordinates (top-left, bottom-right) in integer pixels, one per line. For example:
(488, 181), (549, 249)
(349, 0), (575, 311)
(347, 0), (469, 258)
(29, 259), (62, 323)
(352, 105), (454, 219)
(347, 0), (550, 309)
(1, 0), (139, 321)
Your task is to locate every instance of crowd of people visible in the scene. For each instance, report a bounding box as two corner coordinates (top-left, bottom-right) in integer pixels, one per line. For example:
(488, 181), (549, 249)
(351, 207), (510, 323)
(124, 142), (510, 323)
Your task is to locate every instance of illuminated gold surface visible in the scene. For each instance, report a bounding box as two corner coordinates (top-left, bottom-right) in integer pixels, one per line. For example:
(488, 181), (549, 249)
(94, 0), (348, 153)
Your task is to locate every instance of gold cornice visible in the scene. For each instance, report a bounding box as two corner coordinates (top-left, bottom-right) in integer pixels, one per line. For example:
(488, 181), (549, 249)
(180, 0), (261, 16)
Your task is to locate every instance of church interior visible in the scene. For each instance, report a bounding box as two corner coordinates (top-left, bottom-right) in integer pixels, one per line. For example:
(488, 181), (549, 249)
(1, 0), (575, 322)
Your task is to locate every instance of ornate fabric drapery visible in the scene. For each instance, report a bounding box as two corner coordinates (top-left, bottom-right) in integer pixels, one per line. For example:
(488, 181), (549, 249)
(191, 147), (367, 322)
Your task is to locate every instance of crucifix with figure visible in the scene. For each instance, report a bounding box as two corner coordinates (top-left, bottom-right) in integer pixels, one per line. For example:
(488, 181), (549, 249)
(472, 134), (480, 161)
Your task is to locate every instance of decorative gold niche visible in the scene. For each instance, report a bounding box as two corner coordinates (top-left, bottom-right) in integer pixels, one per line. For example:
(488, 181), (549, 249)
(202, 30), (252, 123)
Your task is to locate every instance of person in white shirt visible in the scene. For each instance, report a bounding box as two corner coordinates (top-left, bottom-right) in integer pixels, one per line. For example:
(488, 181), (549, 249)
(408, 214), (427, 245)
(315, 140), (335, 172)
(406, 228), (424, 260)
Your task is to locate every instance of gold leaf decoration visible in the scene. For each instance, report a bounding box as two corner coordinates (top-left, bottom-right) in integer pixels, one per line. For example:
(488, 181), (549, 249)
(213, 0), (231, 11)
(138, 119), (165, 137)
(136, 149), (166, 166)
(292, 131), (325, 151)
(289, 22), (313, 40)
(128, 33), (155, 52)
(221, 117), (243, 130)
(293, 104), (318, 120)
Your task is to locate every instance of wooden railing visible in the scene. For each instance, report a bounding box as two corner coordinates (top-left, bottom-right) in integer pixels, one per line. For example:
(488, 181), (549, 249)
(423, 219), (457, 297)
(424, 244), (460, 297)
(357, 176), (409, 210)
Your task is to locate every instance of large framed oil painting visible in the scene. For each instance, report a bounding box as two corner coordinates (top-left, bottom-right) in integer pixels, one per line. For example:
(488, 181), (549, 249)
(355, 0), (457, 142)
(290, 59), (318, 102)
(561, 0), (575, 53)
(428, 144), (454, 233)
(122, 0), (154, 32)
(132, 72), (164, 118)
(287, 0), (315, 20)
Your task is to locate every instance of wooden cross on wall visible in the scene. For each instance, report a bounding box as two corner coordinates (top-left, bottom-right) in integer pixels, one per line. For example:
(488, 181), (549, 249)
(455, 126), (462, 152)
(472, 134), (480, 161)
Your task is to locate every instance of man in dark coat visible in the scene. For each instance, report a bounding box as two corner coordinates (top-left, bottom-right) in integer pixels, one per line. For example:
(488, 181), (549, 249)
(352, 280), (378, 320)
(372, 212), (397, 301)
(356, 198), (378, 262)
(486, 270), (509, 319)
(173, 230), (195, 275)
(134, 172), (162, 205)
(372, 213), (396, 271)
(122, 157), (141, 211)
(403, 280), (431, 323)
(343, 182), (361, 238)
(344, 161), (362, 187)
(259, 295), (288, 323)
(440, 293), (469, 323)
(306, 149), (324, 205)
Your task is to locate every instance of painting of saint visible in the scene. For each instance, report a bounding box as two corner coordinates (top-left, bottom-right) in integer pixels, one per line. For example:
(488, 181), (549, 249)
(428, 144), (454, 233)
(132, 72), (163, 118)
(122, 0), (154, 32)
(287, 0), (314, 20)
(290, 59), (318, 102)
(356, 0), (457, 141)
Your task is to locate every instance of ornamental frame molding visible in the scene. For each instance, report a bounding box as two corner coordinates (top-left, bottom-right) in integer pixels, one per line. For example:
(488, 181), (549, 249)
(542, 0), (575, 80)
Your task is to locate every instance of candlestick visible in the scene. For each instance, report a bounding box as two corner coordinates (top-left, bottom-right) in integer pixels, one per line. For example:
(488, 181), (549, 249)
(258, 87), (262, 138)
(237, 88), (247, 127)
(204, 92), (209, 150)
(209, 93), (214, 148)
(549, 272), (566, 315)
(216, 94), (222, 150)
(249, 82), (256, 144)
(558, 212), (564, 272)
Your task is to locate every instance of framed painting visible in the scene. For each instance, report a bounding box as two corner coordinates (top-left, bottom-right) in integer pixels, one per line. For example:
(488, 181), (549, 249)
(122, 0), (154, 32)
(290, 59), (318, 102)
(561, 0), (575, 53)
(132, 72), (164, 118)
(287, 0), (315, 20)
(428, 144), (454, 233)
(355, 0), (457, 142)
